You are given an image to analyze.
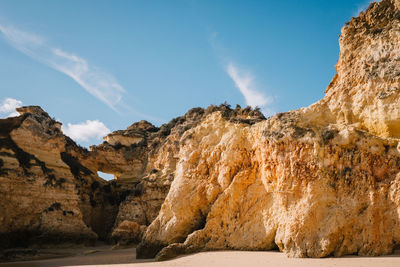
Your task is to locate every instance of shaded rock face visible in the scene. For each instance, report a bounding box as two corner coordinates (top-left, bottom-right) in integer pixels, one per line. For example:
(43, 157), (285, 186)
(0, 106), (123, 248)
(0, 108), (94, 248)
(111, 220), (147, 246)
(137, 0), (400, 260)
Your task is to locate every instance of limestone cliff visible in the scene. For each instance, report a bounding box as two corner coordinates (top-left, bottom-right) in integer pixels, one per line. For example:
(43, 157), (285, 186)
(0, 106), (124, 249)
(0, 103), (264, 251)
(304, 0), (400, 137)
(136, 0), (400, 260)
(1, 0), (400, 260)
(90, 105), (265, 238)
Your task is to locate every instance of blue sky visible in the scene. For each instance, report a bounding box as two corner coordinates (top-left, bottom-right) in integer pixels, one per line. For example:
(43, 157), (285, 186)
(0, 0), (375, 147)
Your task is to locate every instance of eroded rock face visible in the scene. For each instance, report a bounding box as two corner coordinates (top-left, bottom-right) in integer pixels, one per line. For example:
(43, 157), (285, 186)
(0, 107), (137, 248)
(0, 103), (265, 250)
(139, 112), (400, 259)
(111, 220), (147, 247)
(137, 0), (400, 259)
(0, 107), (96, 248)
(303, 0), (400, 138)
(90, 105), (266, 243)
(2, 0), (400, 259)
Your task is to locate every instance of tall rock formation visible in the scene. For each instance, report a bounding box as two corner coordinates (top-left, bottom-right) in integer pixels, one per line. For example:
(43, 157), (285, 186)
(0, 106), (112, 248)
(137, 0), (400, 260)
(304, 0), (400, 138)
(91, 105), (265, 236)
(0, 103), (264, 251)
(1, 0), (400, 261)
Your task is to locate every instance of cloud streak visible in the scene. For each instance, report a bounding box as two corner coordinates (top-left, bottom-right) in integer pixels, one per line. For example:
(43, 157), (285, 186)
(0, 24), (125, 111)
(0, 98), (23, 118)
(62, 120), (110, 142)
(226, 63), (272, 114)
(209, 31), (274, 115)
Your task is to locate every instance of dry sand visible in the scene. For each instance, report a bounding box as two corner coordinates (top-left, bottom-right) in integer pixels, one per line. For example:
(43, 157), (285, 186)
(1, 247), (400, 267)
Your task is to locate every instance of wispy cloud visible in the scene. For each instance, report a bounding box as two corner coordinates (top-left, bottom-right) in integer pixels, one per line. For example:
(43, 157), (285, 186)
(209, 31), (274, 115)
(226, 63), (273, 114)
(62, 120), (110, 142)
(0, 24), (125, 111)
(0, 97), (22, 118)
(226, 63), (272, 109)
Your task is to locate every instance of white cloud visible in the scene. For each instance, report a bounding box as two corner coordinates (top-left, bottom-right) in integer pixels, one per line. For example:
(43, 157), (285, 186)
(209, 31), (274, 115)
(226, 63), (273, 113)
(0, 98), (23, 117)
(0, 24), (125, 111)
(62, 120), (110, 142)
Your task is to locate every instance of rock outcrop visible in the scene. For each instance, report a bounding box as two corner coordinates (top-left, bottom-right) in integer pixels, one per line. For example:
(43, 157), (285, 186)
(111, 220), (147, 247)
(0, 103), (265, 251)
(1, 0), (400, 261)
(90, 105), (266, 241)
(136, 0), (400, 260)
(0, 106), (103, 248)
(303, 0), (400, 139)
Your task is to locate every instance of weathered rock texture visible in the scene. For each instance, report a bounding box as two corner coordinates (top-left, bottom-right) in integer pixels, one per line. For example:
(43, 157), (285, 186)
(0, 102), (264, 251)
(0, 106), (122, 248)
(1, 0), (400, 260)
(91, 105), (266, 241)
(304, 0), (400, 138)
(136, 0), (400, 260)
(111, 220), (147, 247)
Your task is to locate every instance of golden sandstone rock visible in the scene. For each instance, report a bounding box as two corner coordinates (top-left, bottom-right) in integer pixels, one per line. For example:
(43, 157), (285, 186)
(0, 101), (262, 250)
(137, 0), (400, 259)
(111, 220), (147, 246)
(90, 105), (265, 243)
(1, 0), (400, 261)
(0, 106), (118, 248)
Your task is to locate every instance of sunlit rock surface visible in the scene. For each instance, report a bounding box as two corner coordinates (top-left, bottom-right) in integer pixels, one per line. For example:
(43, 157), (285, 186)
(90, 105), (266, 244)
(1, 0), (400, 260)
(137, 0), (400, 260)
(0, 103), (264, 250)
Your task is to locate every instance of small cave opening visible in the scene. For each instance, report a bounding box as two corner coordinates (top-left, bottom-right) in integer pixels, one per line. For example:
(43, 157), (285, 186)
(97, 171), (114, 181)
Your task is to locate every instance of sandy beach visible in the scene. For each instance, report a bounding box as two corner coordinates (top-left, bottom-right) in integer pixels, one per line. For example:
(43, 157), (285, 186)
(1, 247), (400, 267)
